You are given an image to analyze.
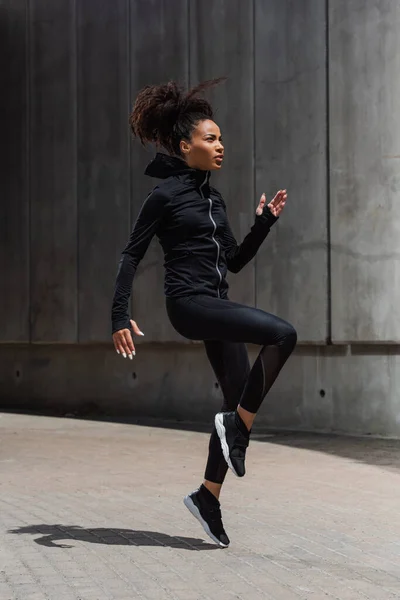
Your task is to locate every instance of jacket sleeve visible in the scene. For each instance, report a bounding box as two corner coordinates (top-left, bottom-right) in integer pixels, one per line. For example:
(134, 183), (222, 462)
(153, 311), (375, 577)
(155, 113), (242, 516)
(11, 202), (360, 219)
(220, 199), (279, 274)
(111, 188), (166, 334)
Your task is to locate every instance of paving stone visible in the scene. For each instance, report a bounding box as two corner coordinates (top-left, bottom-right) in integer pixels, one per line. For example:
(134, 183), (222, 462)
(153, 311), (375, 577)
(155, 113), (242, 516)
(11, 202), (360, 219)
(1, 413), (400, 599)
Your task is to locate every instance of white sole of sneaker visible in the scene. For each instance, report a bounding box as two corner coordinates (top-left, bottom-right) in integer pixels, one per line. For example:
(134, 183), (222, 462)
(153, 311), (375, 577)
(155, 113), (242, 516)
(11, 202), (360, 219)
(214, 413), (240, 477)
(183, 495), (229, 548)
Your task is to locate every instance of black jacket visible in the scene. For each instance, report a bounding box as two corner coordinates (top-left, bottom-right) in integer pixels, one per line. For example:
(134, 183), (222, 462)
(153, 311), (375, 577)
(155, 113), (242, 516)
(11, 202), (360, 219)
(111, 153), (278, 333)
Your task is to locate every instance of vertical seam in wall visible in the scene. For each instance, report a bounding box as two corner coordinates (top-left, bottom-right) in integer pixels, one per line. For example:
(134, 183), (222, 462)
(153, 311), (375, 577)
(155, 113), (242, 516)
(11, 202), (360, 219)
(26, 0), (31, 342)
(326, 0), (332, 344)
(127, 0), (131, 232)
(73, 0), (79, 342)
(128, 0), (133, 322)
(252, 0), (257, 308)
(187, 0), (191, 88)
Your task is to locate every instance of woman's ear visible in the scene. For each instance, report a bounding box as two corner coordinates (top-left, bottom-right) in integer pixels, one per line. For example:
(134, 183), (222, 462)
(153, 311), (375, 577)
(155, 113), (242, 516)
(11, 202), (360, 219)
(180, 139), (190, 156)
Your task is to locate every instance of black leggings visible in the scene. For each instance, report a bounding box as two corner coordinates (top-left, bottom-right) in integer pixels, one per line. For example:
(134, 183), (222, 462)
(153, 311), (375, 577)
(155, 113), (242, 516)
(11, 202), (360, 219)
(166, 295), (297, 484)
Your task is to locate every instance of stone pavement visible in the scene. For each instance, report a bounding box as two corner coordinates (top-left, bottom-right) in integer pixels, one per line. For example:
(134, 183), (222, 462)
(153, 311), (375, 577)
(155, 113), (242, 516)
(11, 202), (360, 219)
(1, 413), (400, 600)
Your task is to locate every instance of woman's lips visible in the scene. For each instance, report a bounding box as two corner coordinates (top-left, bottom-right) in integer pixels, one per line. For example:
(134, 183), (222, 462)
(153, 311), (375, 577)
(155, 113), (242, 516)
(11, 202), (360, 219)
(215, 156), (224, 163)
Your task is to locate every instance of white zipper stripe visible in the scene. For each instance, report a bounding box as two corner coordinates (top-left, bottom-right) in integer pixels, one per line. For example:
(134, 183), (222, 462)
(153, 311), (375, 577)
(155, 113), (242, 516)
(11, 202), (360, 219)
(208, 198), (223, 297)
(199, 174), (222, 297)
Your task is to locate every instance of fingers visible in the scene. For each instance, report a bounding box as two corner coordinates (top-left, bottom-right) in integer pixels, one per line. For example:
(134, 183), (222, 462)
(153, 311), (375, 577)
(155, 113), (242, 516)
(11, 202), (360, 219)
(113, 334), (124, 356)
(256, 193), (266, 216)
(271, 189), (287, 206)
(123, 330), (135, 357)
(112, 330), (136, 359)
(278, 190), (287, 212)
(113, 322), (144, 359)
(268, 189), (287, 217)
(257, 190), (287, 217)
(130, 319), (145, 337)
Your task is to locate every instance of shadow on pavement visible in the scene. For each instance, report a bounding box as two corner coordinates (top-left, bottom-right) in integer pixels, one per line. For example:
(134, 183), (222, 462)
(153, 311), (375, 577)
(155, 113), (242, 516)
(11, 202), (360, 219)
(253, 432), (400, 473)
(7, 524), (220, 550)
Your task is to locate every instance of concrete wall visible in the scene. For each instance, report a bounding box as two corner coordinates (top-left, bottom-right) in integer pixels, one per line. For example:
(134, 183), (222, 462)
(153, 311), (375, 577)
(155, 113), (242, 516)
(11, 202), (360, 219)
(2, 0), (400, 436)
(255, 0), (328, 344)
(330, 1), (400, 343)
(2, 343), (400, 437)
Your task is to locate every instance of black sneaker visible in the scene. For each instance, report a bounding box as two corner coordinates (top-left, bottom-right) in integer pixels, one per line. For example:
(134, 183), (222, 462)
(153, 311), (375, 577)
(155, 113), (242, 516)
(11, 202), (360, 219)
(183, 485), (230, 548)
(215, 411), (250, 477)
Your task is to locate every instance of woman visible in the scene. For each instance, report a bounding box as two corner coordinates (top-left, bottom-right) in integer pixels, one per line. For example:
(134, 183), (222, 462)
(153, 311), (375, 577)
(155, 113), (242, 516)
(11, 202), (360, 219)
(111, 79), (297, 548)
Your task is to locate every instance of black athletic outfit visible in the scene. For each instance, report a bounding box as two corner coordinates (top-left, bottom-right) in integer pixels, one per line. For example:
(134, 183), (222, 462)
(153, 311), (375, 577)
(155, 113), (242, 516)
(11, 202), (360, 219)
(112, 152), (297, 484)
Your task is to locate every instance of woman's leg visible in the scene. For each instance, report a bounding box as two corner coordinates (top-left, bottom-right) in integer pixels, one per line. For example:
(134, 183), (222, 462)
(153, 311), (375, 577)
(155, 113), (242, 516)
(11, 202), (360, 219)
(203, 340), (250, 498)
(167, 295), (297, 475)
(236, 328), (297, 428)
(216, 320), (296, 477)
(166, 295), (296, 546)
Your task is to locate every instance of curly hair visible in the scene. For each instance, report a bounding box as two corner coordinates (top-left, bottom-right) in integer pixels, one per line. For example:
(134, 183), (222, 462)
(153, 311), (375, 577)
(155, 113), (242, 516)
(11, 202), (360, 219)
(129, 78), (225, 156)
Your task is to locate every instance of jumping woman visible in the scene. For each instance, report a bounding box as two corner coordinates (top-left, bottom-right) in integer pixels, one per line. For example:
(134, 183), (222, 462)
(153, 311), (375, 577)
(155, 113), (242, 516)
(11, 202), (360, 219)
(111, 79), (297, 548)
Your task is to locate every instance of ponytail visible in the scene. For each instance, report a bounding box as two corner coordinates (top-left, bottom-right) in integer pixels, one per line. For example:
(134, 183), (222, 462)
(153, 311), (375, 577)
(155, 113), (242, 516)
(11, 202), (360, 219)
(129, 78), (225, 155)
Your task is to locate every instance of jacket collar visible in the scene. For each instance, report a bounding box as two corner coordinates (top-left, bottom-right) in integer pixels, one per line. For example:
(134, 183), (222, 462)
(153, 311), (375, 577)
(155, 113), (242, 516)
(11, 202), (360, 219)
(144, 152), (211, 187)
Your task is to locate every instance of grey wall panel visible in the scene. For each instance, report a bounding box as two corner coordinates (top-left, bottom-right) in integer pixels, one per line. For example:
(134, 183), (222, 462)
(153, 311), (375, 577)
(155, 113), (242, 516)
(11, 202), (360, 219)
(29, 0), (77, 342)
(255, 0), (328, 343)
(129, 0), (189, 342)
(0, 1), (29, 341)
(77, 0), (130, 342)
(189, 0), (255, 307)
(4, 343), (400, 438)
(330, 2), (400, 343)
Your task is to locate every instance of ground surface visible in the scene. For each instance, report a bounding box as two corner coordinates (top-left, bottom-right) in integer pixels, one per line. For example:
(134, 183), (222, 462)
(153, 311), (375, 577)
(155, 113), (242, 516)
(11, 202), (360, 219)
(1, 412), (400, 599)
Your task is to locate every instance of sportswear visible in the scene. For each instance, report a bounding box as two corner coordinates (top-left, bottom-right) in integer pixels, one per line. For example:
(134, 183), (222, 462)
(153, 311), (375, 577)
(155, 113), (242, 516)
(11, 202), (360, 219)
(184, 485), (230, 547)
(214, 411), (250, 477)
(111, 153), (278, 334)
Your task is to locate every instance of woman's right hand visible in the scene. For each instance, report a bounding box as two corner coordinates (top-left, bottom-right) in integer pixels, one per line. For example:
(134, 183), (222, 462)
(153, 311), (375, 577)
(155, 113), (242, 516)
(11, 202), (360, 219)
(112, 319), (144, 359)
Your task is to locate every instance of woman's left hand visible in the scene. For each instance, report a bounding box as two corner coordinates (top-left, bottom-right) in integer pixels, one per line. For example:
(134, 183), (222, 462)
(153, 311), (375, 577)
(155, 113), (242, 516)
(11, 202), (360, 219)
(256, 190), (287, 217)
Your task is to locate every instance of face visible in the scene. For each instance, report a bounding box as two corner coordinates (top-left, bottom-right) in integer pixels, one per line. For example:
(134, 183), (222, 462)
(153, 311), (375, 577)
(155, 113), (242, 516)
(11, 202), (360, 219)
(180, 119), (224, 171)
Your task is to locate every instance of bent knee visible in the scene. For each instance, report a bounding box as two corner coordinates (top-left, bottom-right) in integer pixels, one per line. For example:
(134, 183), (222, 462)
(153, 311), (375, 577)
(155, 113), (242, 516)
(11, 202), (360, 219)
(278, 322), (297, 349)
(288, 325), (297, 347)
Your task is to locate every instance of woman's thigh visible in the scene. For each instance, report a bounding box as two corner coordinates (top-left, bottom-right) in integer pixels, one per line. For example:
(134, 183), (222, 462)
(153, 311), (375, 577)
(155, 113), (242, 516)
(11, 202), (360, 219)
(166, 295), (295, 346)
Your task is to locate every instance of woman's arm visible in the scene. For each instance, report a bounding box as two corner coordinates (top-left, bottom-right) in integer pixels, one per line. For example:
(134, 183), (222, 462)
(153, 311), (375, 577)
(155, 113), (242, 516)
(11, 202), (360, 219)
(111, 188), (167, 335)
(221, 190), (287, 274)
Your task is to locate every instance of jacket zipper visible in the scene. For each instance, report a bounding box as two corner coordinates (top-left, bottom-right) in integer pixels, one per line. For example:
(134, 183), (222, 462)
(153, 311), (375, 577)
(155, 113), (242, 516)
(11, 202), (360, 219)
(200, 174), (222, 298)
